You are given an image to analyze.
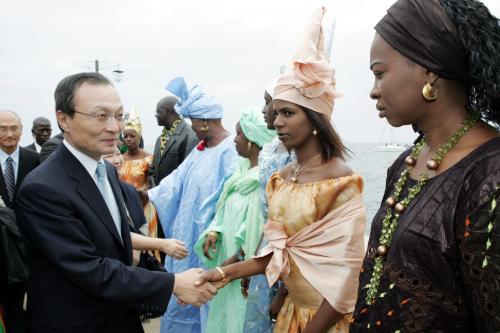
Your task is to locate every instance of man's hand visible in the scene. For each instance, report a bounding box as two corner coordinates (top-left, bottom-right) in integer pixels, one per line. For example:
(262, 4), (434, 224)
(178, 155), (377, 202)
(173, 268), (217, 307)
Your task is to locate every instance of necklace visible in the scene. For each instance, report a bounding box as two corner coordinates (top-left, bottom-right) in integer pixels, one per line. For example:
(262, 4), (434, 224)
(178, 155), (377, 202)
(364, 113), (479, 305)
(160, 118), (182, 155)
(290, 153), (322, 183)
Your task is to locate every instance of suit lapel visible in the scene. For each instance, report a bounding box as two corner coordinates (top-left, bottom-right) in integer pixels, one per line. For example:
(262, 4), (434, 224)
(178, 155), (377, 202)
(159, 120), (187, 161)
(16, 148), (31, 191)
(59, 146), (125, 248)
(106, 163), (133, 264)
(0, 170), (10, 207)
(159, 133), (176, 161)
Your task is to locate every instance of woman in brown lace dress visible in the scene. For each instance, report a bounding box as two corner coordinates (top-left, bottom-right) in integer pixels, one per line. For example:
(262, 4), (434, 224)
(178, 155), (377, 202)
(350, 0), (500, 332)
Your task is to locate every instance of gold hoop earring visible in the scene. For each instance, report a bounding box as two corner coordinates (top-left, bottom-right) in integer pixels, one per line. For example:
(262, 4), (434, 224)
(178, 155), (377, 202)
(200, 120), (209, 132)
(312, 129), (318, 136)
(247, 142), (252, 151)
(422, 82), (438, 101)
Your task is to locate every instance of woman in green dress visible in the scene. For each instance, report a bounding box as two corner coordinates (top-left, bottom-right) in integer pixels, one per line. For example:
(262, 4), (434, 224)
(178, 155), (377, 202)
(194, 107), (275, 333)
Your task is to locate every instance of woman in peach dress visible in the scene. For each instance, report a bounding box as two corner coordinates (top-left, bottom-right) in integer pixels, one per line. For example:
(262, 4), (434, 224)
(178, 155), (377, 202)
(197, 8), (366, 333)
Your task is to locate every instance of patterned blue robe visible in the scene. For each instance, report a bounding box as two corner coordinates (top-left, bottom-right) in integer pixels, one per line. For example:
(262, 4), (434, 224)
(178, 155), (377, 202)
(149, 136), (238, 333)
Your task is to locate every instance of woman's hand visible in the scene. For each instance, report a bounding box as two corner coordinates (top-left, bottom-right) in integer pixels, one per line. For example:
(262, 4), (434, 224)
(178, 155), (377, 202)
(269, 285), (287, 322)
(203, 234), (218, 259)
(160, 238), (188, 259)
(240, 277), (250, 298)
(196, 268), (227, 289)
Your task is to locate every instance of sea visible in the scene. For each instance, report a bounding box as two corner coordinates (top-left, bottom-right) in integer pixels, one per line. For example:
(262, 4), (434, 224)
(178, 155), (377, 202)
(346, 143), (406, 236)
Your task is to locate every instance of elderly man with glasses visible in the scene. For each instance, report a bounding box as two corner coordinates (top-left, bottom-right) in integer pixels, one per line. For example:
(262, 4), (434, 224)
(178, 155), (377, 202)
(15, 72), (217, 333)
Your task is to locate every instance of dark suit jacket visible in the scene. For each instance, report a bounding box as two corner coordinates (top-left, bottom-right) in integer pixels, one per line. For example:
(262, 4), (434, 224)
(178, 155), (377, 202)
(0, 147), (39, 208)
(39, 133), (64, 162)
(149, 120), (198, 185)
(24, 143), (37, 152)
(16, 144), (174, 333)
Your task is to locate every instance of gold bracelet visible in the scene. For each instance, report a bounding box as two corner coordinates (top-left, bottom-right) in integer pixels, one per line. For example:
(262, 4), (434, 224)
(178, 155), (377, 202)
(207, 231), (219, 239)
(215, 266), (226, 281)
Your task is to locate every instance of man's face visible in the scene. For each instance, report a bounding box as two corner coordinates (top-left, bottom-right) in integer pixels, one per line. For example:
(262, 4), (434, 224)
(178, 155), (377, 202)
(0, 112), (22, 153)
(155, 106), (169, 127)
(33, 122), (52, 146)
(58, 83), (124, 161)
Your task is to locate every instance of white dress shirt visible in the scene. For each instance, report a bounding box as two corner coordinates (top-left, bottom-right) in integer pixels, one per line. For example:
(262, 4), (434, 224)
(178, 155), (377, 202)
(63, 140), (122, 237)
(34, 142), (42, 152)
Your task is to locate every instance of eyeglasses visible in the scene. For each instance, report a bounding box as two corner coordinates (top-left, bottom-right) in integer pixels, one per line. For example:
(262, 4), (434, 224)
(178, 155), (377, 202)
(73, 110), (125, 125)
(0, 126), (21, 134)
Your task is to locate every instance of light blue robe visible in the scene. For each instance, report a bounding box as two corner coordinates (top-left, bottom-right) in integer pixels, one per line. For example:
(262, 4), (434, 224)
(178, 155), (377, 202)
(243, 137), (294, 333)
(149, 136), (238, 333)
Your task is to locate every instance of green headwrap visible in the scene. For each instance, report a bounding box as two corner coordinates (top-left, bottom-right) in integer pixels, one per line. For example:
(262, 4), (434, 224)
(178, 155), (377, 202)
(239, 106), (276, 147)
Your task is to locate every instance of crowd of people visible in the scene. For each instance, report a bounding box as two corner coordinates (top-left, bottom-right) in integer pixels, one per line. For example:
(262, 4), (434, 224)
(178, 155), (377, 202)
(1, 0), (499, 332)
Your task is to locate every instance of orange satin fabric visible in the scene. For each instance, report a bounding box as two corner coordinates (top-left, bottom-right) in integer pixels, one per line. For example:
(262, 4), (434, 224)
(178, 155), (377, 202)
(119, 155), (158, 241)
(260, 173), (366, 332)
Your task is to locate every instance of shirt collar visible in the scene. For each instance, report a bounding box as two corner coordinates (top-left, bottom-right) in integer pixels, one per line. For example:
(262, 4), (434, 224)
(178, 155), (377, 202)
(34, 142), (42, 152)
(63, 140), (104, 180)
(0, 145), (20, 165)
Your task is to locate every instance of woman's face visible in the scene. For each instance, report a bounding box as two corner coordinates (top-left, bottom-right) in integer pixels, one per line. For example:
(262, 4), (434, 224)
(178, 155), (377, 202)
(103, 149), (124, 170)
(123, 129), (140, 150)
(272, 99), (313, 149)
(190, 118), (208, 141)
(234, 121), (250, 158)
(262, 91), (275, 130)
(369, 33), (428, 127)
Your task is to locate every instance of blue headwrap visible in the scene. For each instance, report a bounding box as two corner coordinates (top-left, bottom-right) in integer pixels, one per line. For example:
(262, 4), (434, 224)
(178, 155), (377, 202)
(166, 77), (224, 119)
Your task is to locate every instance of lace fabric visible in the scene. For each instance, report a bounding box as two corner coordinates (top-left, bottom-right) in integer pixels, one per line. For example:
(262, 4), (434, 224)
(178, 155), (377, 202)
(351, 137), (500, 332)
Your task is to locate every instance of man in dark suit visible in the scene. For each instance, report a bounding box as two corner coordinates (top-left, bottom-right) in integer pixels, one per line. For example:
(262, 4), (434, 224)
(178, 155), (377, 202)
(0, 110), (39, 333)
(149, 96), (198, 186)
(15, 72), (216, 333)
(25, 117), (52, 153)
(0, 110), (39, 208)
(149, 97), (197, 263)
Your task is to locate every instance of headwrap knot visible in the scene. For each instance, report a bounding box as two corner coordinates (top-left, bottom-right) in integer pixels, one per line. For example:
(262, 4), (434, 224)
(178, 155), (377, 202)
(273, 7), (341, 118)
(166, 77), (224, 119)
(239, 107), (276, 148)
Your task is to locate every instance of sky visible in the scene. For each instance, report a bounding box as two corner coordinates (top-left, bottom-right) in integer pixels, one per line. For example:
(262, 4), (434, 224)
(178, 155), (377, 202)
(3, 0), (500, 147)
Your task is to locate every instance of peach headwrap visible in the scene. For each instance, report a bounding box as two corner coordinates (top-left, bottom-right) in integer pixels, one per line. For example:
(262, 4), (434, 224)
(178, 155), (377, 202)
(256, 194), (366, 314)
(274, 7), (341, 118)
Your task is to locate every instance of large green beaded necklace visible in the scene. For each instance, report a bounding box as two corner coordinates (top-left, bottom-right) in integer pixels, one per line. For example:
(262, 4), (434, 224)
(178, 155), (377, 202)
(160, 118), (182, 155)
(364, 113), (480, 305)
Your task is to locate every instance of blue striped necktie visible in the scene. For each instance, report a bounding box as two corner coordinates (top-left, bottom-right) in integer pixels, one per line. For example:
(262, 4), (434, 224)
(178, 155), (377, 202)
(4, 157), (15, 201)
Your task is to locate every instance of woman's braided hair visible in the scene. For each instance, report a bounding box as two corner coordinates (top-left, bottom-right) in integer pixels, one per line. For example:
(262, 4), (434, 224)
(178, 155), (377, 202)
(440, 0), (500, 127)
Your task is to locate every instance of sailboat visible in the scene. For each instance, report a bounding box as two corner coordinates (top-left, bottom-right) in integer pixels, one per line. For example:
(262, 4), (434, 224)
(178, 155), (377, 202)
(374, 126), (406, 152)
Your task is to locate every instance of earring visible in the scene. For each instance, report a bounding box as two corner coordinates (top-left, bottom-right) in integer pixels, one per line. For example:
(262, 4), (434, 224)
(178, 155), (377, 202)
(200, 120), (209, 132)
(312, 129), (318, 136)
(247, 142), (252, 151)
(422, 82), (438, 101)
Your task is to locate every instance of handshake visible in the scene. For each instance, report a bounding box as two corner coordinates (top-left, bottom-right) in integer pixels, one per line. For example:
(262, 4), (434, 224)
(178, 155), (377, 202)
(172, 267), (227, 307)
